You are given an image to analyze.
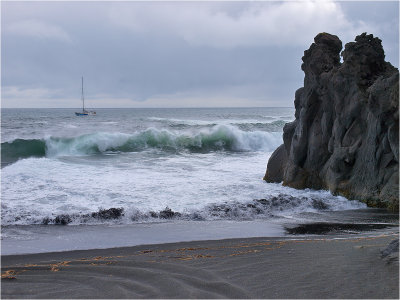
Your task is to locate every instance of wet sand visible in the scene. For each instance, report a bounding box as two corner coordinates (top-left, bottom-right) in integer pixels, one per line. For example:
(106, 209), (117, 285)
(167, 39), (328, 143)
(1, 232), (399, 299)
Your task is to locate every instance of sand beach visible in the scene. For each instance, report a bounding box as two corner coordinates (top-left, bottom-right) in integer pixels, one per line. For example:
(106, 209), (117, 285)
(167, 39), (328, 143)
(2, 230), (398, 299)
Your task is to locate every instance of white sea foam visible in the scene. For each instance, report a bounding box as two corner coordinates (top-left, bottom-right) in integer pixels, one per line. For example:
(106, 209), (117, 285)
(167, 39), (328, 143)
(1, 151), (366, 226)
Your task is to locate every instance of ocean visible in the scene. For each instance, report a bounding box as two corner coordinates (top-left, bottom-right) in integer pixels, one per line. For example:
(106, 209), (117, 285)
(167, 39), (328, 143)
(1, 107), (395, 254)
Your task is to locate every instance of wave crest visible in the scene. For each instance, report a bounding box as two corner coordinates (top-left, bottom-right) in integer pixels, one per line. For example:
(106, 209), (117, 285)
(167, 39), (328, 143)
(2, 125), (282, 165)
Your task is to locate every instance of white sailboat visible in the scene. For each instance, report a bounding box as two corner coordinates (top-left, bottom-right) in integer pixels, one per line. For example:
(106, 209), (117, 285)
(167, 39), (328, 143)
(75, 77), (96, 116)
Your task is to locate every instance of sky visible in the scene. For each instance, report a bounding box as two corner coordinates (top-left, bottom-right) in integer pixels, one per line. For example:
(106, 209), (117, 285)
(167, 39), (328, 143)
(1, 1), (399, 108)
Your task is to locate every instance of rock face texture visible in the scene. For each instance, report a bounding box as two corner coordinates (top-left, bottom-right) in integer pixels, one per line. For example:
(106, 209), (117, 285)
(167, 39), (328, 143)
(264, 33), (399, 211)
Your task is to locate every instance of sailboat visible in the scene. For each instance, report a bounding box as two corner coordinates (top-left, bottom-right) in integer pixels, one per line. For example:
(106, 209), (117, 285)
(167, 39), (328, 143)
(75, 77), (96, 116)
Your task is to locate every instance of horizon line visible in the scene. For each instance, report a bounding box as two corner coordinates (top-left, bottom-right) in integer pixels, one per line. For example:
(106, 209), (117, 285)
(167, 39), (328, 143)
(1, 106), (294, 109)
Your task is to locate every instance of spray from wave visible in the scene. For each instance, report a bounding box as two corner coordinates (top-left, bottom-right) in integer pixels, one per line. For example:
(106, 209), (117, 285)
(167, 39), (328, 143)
(2, 125), (282, 165)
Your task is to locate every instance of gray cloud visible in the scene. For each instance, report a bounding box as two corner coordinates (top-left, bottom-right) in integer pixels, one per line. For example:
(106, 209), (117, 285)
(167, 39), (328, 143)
(1, 1), (398, 108)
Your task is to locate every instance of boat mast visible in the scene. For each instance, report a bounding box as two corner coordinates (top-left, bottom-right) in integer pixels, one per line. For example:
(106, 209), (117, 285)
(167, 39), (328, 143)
(81, 76), (85, 112)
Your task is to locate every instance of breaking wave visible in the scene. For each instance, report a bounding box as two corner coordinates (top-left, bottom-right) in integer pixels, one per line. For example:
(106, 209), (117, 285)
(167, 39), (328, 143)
(1, 193), (367, 226)
(1, 139), (46, 166)
(2, 125), (282, 165)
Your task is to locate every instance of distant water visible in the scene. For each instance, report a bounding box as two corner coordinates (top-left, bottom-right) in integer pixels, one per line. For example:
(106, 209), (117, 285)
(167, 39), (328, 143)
(4, 107), (395, 254)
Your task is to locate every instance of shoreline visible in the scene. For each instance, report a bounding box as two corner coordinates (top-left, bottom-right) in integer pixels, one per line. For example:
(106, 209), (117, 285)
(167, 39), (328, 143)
(2, 209), (398, 256)
(1, 220), (286, 256)
(2, 230), (399, 299)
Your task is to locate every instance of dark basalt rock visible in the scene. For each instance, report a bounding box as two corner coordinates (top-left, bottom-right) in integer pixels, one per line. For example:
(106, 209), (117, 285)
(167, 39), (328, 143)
(285, 222), (395, 235)
(311, 199), (330, 210)
(159, 207), (181, 219)
(264, 32), (399, 211)
(264, 144), (288, 183)
(41, 207), (125, 225)
(54, 214), (72, 225)
(91, 207), (124, 219)
(42, 214), (74, 225)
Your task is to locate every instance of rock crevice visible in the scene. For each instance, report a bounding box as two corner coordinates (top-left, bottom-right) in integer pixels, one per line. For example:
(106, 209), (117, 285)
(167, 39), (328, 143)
(264, 33), (399, 211)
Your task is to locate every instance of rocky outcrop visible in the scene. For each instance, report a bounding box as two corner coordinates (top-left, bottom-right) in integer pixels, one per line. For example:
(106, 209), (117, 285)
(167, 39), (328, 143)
(264, 33), (399, 211)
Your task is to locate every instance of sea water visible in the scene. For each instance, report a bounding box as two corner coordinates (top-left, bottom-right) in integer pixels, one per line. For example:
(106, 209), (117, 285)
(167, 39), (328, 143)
(2, 107), (392, 254)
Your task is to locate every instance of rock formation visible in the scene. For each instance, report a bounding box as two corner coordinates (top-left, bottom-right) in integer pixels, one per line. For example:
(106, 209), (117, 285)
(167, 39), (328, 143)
(264, 33), (399, 211)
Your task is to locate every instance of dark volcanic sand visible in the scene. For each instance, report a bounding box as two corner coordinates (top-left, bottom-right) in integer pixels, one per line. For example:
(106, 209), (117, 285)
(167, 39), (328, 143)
(1, 231), (399, 299)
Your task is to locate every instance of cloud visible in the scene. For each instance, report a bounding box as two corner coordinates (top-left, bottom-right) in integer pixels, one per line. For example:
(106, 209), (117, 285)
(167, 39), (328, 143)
(1, 1), (397, 108)
(4, 19), (72, 42)
(140, 85), (288, 108)
(108, 1), (375, 48)
(1, 86), (65, 108)
(2, 86), (56, 99)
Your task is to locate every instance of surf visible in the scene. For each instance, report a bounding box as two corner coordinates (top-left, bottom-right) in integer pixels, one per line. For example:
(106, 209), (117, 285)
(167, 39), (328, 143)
(1, 125), (282, 165)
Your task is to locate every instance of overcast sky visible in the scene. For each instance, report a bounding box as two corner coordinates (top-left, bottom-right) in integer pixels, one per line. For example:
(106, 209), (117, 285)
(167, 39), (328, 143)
(1, 1), (399, 108)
